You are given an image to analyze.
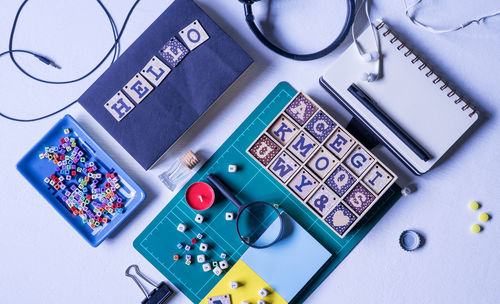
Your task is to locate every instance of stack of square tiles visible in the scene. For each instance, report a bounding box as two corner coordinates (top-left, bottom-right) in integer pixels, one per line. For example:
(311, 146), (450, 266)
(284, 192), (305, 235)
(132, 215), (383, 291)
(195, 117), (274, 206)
(247, 92), (397, 238)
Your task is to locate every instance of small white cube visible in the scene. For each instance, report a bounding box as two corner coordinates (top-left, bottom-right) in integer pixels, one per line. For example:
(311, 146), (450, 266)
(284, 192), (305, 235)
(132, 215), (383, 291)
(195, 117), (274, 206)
(225, 212), (234, 221)
(219, 260), (228, 269)
(213, 266), (222, 276)
(199, 243), (208, 252)
(196, 233), (203, 239)
(202, 263), (211, 272)
(228, 164), (238, 172)
(241, 302), (250, 304)
(177, 223), (186, 232)
(195, 214), (204, 223)
(258, 288), (269, 297)
(220, 252), (227, 259)
(197, 254), (206, 263)
(230, 281), (239, 289)
(257, 300), (267, 304)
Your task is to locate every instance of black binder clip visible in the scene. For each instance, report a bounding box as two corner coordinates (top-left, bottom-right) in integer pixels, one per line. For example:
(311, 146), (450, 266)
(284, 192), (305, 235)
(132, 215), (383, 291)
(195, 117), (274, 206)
(125, 264), (173, 304)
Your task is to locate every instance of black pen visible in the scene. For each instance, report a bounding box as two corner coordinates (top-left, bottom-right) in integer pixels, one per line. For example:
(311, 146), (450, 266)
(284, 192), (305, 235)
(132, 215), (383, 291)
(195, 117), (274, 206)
(348, 83), (431, 162)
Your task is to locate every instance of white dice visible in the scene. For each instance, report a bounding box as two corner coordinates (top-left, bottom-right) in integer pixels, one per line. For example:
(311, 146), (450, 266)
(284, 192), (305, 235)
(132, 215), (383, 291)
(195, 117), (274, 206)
(228, 164), (238, 172)
(213, 266), (222, 276)
(220, 252), (227, 259)
(197, 254), (206, 263)
(195, 214), (204, 223)
(225, 212), (234, 221)
(202, 263), (211, 272)
(177, 223), (186, 232)
(257, 300), (267, 304)
(230, 281), (239, 289)
(199, 243), (208, 252)
(258, 288), (269, 297)
(219, 260), (228, 269)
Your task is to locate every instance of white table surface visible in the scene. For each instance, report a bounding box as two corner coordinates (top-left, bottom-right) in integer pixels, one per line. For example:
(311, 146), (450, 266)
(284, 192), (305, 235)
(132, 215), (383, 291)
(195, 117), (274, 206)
(1, 0), (499, 303)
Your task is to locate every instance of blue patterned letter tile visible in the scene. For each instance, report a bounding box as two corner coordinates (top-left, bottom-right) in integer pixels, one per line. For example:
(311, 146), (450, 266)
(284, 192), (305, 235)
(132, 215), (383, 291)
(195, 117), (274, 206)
(305, 111), (336, 142)
(285, 93), (317, 125)
(159, 37), (190, 67)
(324, 203), (357, 236)
(326, 165), (356, 196)
(345, 184), (375, 215)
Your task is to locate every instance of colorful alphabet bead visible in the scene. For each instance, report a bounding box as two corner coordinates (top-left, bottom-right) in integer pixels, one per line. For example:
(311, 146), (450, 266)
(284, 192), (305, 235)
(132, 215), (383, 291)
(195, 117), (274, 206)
(225, 212), (234, 221)
(246, 91), (397, 238)
(39, 133), (126, 230)
(195, 214), (204, 223)
(177, 223), (187, 232)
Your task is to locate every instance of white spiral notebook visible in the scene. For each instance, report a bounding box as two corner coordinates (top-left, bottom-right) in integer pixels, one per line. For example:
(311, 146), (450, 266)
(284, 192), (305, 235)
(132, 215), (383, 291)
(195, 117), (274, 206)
(320, 20), (479, 175)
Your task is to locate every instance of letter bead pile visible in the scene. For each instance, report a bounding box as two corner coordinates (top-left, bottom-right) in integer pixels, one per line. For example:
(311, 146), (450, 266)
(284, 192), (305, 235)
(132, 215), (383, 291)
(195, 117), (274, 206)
(39, 131), (126, 230)
(247, 92), (398, 238)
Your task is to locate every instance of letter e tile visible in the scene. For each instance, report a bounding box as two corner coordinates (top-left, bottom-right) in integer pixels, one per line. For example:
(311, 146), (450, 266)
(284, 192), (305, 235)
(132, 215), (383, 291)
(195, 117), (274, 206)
(326, 128), (355, 160)
(123, 73), (153, 104)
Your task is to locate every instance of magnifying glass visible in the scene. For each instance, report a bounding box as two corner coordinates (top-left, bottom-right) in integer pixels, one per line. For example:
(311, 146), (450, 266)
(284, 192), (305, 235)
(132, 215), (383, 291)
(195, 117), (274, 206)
(207, 174), (284, 249)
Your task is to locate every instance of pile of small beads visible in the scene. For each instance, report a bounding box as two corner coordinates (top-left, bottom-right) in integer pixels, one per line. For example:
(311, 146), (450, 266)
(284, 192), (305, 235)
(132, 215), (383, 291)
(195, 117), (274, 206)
(39, 128), (125, 230)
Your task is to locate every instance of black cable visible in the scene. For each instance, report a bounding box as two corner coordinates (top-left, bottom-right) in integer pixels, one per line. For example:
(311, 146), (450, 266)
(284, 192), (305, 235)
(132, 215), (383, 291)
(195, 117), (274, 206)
(0, 0), (141, 122)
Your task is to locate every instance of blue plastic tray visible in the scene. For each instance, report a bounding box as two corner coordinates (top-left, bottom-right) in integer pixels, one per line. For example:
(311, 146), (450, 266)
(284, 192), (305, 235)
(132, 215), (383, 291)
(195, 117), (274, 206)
(17, 115), (146, 247)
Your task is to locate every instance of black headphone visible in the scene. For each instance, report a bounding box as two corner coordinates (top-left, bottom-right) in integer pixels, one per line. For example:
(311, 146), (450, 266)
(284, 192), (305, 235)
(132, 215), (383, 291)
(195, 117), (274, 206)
(239, 0), (356, 61)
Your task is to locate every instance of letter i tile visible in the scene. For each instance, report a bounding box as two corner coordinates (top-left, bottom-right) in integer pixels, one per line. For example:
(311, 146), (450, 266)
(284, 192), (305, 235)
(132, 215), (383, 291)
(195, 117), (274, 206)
(362, 163), (393, 194)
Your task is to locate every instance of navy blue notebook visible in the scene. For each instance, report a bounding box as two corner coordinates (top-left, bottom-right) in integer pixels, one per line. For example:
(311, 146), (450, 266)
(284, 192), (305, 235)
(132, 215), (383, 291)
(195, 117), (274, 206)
(78, 0), (253, 170)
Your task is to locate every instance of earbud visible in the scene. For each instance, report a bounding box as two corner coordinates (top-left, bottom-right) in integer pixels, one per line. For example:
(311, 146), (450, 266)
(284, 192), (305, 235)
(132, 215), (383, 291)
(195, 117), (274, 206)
(361, 72), (378, 82)
(361, 51), (379, 62)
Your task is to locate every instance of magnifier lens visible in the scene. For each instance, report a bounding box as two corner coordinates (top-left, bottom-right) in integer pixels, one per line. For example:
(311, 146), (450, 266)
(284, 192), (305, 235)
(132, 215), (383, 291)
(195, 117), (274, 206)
(237, 203), (280, 248)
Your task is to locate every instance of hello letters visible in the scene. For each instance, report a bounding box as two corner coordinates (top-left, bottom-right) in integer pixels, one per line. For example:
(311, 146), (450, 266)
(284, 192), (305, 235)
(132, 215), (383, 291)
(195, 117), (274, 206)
(104, 20), (209, 122)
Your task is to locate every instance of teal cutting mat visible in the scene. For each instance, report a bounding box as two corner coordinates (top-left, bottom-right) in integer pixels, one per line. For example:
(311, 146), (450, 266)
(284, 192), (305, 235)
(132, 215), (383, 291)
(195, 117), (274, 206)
(134, 82), (402, 303)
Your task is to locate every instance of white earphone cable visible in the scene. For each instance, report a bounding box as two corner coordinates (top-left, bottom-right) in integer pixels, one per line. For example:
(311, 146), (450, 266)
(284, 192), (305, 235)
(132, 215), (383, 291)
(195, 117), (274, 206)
(404, 0), (500, 34)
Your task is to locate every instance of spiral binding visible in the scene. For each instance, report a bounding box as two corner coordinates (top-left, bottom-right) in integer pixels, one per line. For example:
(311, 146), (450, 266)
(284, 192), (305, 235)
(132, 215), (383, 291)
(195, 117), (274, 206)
(375, 21), (478, 117)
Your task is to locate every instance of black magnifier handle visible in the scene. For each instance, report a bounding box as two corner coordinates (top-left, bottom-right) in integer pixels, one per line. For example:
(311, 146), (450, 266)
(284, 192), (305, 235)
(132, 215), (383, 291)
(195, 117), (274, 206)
(207, 174), (242, 208)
